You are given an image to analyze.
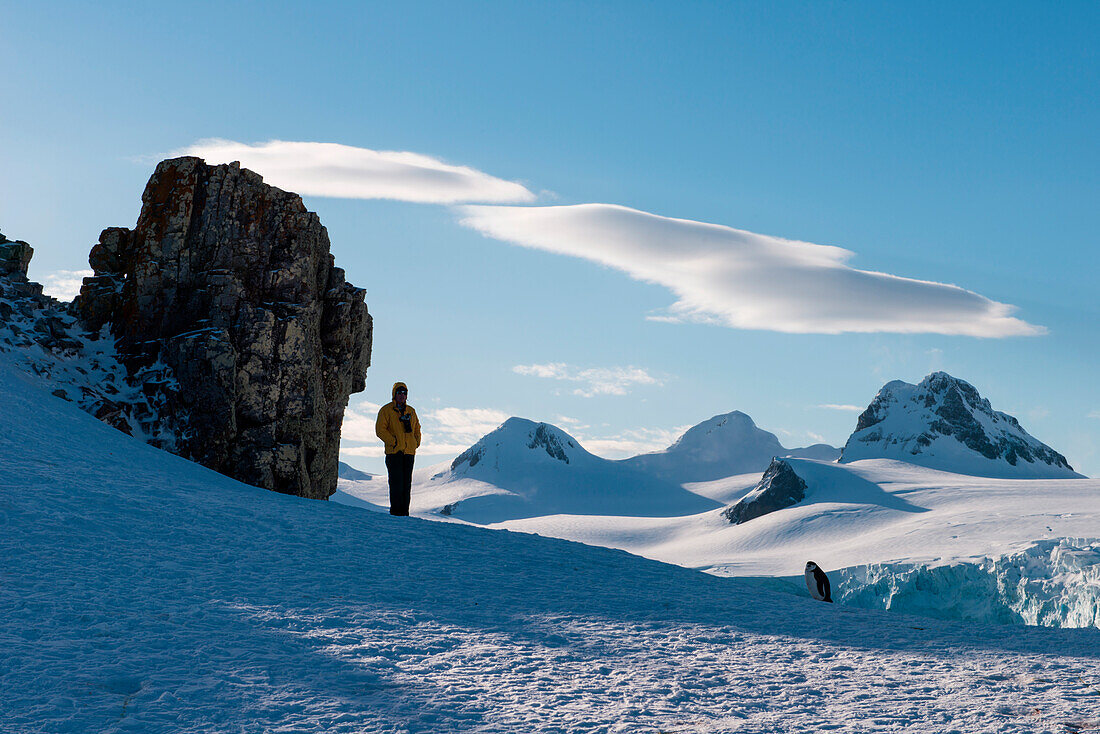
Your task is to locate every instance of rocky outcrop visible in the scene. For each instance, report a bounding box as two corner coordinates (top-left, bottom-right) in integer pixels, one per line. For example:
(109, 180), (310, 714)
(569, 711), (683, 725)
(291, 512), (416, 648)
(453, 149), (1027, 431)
(723, 458), (807, 524)
(0, 231), (34, 279)
(1, 231), (168, 440)
(841, 372), (1080, 479)
(70, 157), (372, 499)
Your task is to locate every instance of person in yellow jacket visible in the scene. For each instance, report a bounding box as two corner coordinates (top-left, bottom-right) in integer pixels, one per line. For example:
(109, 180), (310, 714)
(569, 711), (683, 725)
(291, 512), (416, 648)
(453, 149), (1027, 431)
(375, 381), (421, 516)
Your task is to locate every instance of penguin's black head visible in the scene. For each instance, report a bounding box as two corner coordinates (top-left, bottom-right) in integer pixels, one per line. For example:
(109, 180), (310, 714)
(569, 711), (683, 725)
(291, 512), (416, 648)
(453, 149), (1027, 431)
(805, 561), (818, 570)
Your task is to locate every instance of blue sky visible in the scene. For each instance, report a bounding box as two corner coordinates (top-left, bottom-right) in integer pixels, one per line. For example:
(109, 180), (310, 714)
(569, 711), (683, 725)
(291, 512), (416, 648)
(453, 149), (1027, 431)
(3, 1), (1098, 475)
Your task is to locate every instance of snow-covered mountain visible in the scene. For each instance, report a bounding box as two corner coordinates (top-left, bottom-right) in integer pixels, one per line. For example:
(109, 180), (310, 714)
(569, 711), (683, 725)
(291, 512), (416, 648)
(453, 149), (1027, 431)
(337, 461), (374, 480)
(622, 410), (839, 482)
(416, 417), (722, 523)
(840, 372), (1083, 479)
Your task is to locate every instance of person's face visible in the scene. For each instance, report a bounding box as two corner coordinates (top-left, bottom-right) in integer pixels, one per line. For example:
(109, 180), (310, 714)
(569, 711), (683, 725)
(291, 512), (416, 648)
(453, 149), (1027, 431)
(395, 388), (408, 406)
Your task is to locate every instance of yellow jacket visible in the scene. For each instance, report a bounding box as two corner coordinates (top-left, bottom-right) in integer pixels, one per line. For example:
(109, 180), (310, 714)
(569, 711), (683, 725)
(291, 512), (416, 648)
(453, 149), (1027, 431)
(376, 382), (422, 455)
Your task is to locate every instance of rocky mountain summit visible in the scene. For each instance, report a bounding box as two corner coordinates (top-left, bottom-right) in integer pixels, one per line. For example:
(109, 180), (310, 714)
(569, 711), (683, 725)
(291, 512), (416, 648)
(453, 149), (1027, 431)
(841, 372), (1081, 479)
(2, 157), (372, 499)
(622, 410), (839, 483)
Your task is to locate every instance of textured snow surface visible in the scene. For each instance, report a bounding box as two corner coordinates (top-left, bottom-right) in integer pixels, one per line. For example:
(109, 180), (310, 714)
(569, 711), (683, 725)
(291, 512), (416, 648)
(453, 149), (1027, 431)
(7, 365), (1100, 731)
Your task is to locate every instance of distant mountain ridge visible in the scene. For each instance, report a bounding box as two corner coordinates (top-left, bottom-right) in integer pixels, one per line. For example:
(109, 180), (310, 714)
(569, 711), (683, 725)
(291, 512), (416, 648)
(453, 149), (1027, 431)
(622, 410), (840, 482)
(841, 372), (1082, 479)
(435, 417), (721, 522)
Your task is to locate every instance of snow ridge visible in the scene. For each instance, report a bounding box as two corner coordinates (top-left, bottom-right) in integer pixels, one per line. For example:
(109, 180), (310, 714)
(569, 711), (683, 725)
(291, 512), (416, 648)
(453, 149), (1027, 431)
(841, 372), (1081, 478)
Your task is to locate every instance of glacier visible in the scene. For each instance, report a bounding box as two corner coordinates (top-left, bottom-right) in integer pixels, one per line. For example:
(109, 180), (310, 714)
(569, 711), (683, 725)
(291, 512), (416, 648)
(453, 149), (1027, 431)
(835, 539), (1100, 629)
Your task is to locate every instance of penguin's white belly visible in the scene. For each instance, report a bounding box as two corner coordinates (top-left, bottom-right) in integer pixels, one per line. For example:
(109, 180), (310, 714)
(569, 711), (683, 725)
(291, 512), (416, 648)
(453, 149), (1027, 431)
(805, 569), (824, 600)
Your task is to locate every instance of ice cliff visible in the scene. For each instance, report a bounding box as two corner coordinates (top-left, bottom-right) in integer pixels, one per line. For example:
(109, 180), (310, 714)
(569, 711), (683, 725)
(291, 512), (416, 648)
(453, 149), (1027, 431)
(835, 538), (1100, 629)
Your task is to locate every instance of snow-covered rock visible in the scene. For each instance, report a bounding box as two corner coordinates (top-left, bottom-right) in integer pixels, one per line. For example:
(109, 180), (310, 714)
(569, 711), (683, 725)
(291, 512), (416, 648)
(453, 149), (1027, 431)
(0, 238), (179, 447)
(722, 458), (807, 524)
(413, 417), (722, 522)
(622, 410), (839, 482)
(840, 372), (1082, 479)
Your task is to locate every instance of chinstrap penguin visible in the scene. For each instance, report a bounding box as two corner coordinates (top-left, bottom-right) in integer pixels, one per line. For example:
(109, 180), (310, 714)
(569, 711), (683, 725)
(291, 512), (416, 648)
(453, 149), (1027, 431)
(805, 561), (833, 603)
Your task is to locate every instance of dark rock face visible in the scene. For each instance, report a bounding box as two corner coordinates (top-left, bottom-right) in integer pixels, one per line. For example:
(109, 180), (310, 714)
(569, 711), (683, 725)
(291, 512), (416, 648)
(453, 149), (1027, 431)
(71, 157), (372, 499)
(723, 458), (807, 525)
(0, 232), (34, 278)
(527, 423), (572, 463)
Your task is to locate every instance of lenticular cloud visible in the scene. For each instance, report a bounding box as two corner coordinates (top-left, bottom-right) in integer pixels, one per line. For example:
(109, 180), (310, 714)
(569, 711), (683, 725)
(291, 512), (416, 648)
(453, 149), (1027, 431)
(458, 203), (1043, 337)
(179, 139), (536, 204)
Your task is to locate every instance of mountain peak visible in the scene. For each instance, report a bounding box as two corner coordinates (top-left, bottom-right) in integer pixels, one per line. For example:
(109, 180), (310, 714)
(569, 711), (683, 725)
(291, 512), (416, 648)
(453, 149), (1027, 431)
(451, 417), (584, 473)
(624, 410), (839, 482)
(843, 373), (1080, 478)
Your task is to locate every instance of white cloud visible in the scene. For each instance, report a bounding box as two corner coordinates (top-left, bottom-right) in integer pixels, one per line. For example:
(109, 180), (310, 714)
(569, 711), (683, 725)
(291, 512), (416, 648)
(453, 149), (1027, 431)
(1088, 410), (1100, 420)
(41, 270), (93, 302)
(340, 405), (383, 443)
(458, 203), (1044, 337)
(577, 425), (688, 459)
(178, 139), (536, 204)
(817, 404), (865, 412)
(427, 407), (511, 444)
(514, 362), (662, 397)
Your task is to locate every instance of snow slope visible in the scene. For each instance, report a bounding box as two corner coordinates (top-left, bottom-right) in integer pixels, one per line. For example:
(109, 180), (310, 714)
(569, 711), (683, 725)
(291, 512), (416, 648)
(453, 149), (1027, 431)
(841, 372), (1082, 479)
(8, 364), (1100, 731)
(622, 410), (840, 482)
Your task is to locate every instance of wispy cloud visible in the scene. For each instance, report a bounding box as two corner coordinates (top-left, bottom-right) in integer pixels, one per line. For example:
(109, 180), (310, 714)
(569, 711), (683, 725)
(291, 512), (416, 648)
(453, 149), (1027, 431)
(458, 203), (1044, 337)
(578, 425), (688, 459)
(1088, 410), (1100, 420)
(428, 407), (511, 444)
(513, 362), (662, 397)
(41, 270), (93, 302)
(817, 404), (865, 412)
(178, 139), (536, 204)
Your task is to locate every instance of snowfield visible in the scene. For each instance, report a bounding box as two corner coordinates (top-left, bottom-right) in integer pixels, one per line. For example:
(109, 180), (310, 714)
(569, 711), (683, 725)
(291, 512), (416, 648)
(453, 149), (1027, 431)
(340, 454), (1100, 630)
(6, 363), (1100, 731)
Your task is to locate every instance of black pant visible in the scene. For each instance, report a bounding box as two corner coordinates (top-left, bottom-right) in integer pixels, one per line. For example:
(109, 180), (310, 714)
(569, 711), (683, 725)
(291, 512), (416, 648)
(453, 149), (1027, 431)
(385, 452), (415, 516)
